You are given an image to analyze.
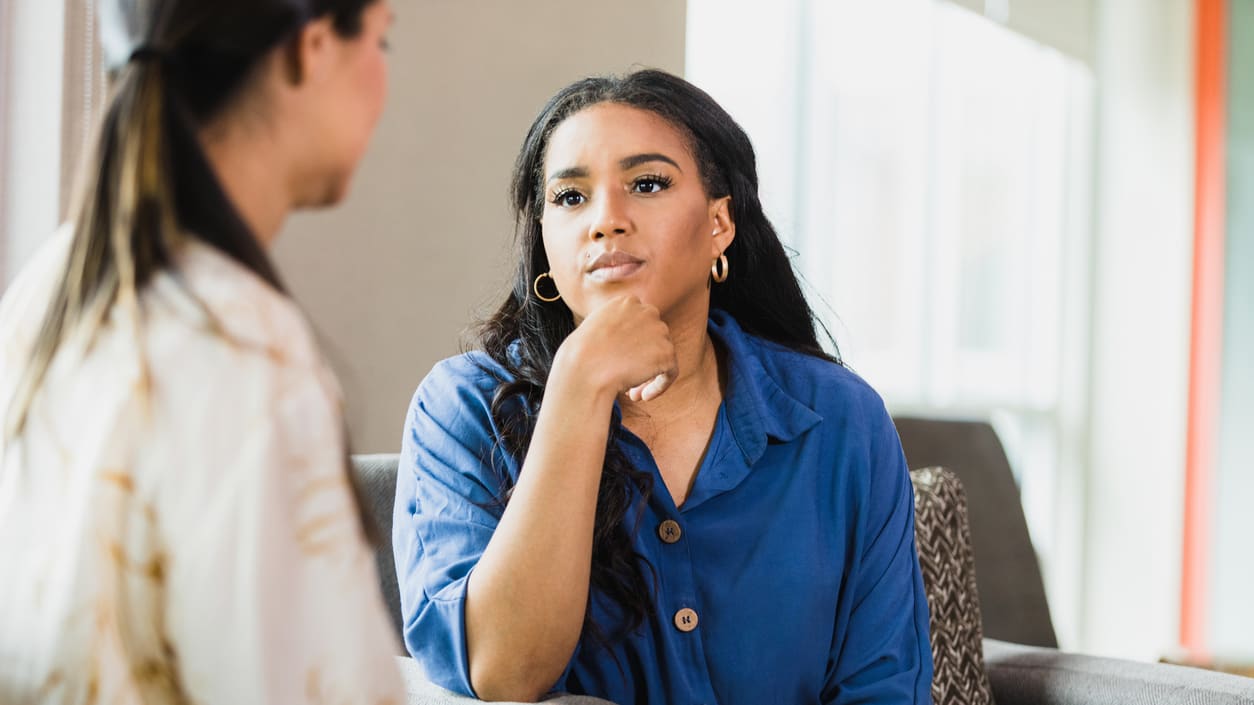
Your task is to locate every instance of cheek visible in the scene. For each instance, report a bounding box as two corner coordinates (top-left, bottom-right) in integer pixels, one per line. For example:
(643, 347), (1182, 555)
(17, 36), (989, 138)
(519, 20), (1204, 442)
(368, 55), (388, 118)
(539, 227), (578, 281)
(539, 225), (597, 313)
(330, 55), (386, 167)
(356, 54), (388, 130)
(656, 214), (716, 274)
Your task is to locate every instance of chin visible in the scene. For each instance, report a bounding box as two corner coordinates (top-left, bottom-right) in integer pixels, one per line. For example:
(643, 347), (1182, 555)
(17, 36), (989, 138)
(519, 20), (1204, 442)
(300, 175), (352, 209)
(590, 285), (657, 308)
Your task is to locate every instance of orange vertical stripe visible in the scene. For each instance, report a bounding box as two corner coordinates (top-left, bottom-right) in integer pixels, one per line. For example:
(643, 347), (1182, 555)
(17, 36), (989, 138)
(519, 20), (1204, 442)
(1182, 0), (1226, 660)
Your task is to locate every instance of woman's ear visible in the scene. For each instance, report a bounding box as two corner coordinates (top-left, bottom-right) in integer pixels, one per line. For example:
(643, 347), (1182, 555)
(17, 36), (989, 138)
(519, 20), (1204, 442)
(710, 196), (736, 255)
(285, 15), (338, 85)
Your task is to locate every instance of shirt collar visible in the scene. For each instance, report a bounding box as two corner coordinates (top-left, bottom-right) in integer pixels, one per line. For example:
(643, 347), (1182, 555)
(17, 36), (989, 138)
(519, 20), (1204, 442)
(708, 309), (823, 467)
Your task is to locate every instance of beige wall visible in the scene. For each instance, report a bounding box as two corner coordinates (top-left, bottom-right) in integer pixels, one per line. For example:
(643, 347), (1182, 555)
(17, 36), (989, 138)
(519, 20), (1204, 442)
(274, 1), (688, 451)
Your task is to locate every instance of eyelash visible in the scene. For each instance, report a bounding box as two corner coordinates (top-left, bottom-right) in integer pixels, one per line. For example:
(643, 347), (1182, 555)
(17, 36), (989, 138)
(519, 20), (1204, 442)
(548, 174), (674, 207)
(550, 188), (585, 208)
(633, 174), (673, 193)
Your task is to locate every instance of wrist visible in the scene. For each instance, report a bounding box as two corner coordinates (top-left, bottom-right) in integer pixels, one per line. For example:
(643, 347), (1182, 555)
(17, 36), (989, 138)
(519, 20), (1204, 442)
(550, 341), (618, 408)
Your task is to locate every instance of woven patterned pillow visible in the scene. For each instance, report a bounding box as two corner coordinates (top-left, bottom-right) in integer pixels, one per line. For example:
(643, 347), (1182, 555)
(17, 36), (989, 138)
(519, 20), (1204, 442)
(911, 466), (995, 705)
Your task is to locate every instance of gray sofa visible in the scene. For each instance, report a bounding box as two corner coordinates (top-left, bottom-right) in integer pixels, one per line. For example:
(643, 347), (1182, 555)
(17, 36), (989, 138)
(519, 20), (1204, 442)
(356, 417), (1254, 704)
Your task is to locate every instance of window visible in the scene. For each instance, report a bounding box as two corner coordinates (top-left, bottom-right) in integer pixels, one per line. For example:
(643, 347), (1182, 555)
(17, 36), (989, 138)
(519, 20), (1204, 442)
(689, 0), (1095, 648)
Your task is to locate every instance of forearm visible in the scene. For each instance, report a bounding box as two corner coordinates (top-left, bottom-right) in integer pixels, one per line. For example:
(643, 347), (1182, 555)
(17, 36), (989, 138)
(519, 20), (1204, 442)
(464, 365), (613, 701)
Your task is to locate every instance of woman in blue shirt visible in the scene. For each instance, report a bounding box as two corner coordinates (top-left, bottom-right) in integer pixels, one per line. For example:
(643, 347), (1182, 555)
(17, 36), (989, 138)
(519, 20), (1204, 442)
(394, 69), (932, 705)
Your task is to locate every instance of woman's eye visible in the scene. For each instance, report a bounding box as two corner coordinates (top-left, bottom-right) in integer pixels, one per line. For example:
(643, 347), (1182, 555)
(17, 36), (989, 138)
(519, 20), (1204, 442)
(633, 175), (673, 194)
(379, 37), (391, 51)
(551, 190), (585, 207)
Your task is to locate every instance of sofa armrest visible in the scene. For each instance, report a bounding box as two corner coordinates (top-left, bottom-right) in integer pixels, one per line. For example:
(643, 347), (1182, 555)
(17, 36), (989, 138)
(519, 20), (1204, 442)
(983, 639), (1254, 705)
(396, 657), (616, 705)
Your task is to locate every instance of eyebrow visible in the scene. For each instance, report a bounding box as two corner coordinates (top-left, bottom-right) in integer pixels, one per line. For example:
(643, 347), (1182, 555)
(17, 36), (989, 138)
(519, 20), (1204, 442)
(620, 153), (681, 171)
(546, 153), (683, 184)
(548, 167), (588, 183)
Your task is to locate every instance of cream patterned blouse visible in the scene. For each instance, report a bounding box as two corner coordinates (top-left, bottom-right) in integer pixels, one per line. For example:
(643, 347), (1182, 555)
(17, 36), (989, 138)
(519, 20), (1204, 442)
(0, 230), (405, 704)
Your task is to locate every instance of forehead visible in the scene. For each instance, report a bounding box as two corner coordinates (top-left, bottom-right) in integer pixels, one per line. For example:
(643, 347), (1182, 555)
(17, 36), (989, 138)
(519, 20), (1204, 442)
(544, 103), (695, 174)
(370, 1), (397, 22)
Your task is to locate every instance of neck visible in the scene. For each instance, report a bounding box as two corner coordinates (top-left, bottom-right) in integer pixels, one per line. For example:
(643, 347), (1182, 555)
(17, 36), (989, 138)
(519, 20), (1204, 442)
(198, 119), (291, 248)
(620, 301), (720, 421)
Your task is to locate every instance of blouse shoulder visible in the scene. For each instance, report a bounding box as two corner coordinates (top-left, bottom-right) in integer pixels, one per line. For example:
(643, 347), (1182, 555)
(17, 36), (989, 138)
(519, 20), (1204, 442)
(0, 226), (73, 351)
(743, 333), (888, 421)
(160, 240), (323, 370)
(145, 247), (335, 396)
(133, 240), (345, 480)
(408, 350), (519, 432)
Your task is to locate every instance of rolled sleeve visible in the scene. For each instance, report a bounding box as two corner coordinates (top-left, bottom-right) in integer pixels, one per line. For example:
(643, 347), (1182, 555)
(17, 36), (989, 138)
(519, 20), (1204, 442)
(393, 357), (511, 698)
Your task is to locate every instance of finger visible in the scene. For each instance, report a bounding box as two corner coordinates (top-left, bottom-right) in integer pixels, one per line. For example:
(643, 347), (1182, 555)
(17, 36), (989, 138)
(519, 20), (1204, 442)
(639, 373), (673, 402)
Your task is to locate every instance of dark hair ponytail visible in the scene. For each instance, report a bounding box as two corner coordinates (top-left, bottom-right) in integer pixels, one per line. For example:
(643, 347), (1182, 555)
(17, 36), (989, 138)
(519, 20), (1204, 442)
(479, 69), (839, 646)
(6, 1), (378, 529)
(7, 54), (206, 437)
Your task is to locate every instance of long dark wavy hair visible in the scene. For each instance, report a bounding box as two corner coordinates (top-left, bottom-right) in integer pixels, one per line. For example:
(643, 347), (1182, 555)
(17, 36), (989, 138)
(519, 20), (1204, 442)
(6, 0), (380, 529)
(478, 69), (840, 644)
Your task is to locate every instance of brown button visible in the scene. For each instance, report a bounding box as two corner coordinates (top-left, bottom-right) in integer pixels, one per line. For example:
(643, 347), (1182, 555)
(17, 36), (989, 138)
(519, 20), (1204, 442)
(658, 519), (682, 544)
(674, 607), (699, 632)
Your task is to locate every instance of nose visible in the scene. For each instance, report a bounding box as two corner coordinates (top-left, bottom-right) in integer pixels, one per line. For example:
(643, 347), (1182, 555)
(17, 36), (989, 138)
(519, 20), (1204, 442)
(588, 190), (630, 240)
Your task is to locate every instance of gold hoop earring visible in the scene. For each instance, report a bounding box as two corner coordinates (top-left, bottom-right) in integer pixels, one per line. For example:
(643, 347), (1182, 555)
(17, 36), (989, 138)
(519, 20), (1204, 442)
(711, 254), (729, 284)
(532, 272), (562, 302)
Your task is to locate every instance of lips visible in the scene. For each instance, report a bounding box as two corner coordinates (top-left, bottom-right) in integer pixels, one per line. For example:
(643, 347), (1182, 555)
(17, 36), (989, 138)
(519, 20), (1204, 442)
(586, 251), (645, 282)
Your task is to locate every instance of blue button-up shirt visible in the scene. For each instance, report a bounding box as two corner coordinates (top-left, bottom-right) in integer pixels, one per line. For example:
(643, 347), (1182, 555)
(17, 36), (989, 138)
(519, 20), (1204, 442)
(394, 311), (933, 704)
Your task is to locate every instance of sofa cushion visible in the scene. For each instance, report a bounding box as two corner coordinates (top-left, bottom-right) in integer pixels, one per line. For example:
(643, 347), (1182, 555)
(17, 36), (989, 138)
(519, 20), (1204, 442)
(983, 639), (1254, 705)
(354, 453), (407, 653)
(895, 416), (1057, 648)
(912, 466), (996, 705)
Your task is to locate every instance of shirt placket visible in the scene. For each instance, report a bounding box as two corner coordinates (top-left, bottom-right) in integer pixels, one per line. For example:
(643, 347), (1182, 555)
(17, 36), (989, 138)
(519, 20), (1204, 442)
(625, 436), (723, 705)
